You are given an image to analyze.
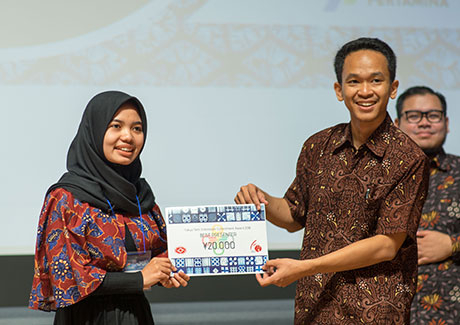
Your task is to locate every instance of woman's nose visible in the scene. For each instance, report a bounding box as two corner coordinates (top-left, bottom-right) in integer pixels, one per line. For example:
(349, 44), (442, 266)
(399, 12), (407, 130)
(120, 128), (133, 141)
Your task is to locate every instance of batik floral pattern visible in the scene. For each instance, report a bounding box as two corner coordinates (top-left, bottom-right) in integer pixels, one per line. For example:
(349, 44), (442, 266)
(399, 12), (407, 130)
(285, 115), (429, 324)
(411, 150), (460, 325)
(29, 188), (167, 311)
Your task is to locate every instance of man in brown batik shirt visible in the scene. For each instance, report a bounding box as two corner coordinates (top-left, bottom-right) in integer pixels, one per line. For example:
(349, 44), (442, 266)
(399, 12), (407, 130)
(235, 38), (430, 324)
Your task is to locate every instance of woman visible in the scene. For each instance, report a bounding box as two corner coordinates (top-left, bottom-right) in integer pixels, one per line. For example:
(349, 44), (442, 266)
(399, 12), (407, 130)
(29, 91), (189, 324)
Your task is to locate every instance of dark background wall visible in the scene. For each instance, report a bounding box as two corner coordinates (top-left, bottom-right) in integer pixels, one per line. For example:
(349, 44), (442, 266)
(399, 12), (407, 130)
(1, 250), (299, 307)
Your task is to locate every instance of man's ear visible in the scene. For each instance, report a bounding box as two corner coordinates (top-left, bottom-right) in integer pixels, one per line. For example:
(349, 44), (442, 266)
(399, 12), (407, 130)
(390, 80), (399, 99)
(334, 82), (343, 101)
(394, 118), (400, 127)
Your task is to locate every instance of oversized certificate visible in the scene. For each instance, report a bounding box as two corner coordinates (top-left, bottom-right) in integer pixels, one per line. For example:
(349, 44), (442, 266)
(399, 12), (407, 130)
(165, 204), (268, 276)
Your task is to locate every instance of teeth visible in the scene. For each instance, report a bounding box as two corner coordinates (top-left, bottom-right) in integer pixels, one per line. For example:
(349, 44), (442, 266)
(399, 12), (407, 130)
(359, 102), (374, 107)
(120, 148), (132, 152)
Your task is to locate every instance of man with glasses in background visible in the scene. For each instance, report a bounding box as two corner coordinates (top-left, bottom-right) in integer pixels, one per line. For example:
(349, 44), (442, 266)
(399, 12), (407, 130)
(395, 86), (460, 324)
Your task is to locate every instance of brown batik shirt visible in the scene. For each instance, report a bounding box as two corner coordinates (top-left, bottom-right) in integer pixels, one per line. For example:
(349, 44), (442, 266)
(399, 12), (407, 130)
(285, 114), (429, 324)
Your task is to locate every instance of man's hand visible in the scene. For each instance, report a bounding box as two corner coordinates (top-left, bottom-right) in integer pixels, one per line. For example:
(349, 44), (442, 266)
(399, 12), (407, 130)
(417, 230), (452, 265)
(255, 258), (308, 288)
(255, 233), (408, 289)
(234, 183), (269, 210)
(235, 184), (302, 232)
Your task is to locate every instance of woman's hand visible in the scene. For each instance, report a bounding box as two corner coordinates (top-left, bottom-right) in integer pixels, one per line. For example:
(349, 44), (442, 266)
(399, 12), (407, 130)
(160, 270), (190, 288)
(141, 257), (174, 289)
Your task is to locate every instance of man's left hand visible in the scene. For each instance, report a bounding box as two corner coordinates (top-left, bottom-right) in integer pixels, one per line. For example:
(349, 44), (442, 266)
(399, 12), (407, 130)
(255, 258), (307, 288)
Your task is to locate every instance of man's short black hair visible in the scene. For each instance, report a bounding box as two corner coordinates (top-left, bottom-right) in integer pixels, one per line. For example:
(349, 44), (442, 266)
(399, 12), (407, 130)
(395, 86), (447, 119)
(334, 37), (397, 85)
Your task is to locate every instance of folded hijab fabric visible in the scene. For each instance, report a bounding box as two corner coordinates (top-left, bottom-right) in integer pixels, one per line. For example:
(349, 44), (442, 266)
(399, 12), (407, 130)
(47, 90), (155, 215)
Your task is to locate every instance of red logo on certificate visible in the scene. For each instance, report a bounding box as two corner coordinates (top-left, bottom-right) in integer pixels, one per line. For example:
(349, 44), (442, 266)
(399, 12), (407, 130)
(175, 246), (186, 254)
(250, 240), (262, 253)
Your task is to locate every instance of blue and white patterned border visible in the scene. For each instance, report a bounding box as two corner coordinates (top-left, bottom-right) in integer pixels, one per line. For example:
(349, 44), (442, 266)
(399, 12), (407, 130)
(166, 204), (265, 224)
(172, 255), (268, 276)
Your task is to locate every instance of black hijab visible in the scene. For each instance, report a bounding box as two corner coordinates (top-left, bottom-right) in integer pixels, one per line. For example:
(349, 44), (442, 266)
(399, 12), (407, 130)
(47, 91), (155, 215)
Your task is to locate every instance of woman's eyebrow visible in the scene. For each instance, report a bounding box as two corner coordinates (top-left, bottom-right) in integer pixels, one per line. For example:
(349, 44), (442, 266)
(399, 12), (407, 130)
(110, 118), (142, 125)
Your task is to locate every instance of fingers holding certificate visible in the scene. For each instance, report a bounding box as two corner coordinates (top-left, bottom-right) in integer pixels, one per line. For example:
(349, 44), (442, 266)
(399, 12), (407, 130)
(160, 271), (190, 288)
(234, 183), (269, 211)
(165, 204), (269, 276)
(256, 258), (306, 288)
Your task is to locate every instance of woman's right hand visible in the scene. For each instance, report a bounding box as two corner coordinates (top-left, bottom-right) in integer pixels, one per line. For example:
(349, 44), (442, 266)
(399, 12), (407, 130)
(141, 257), (174, 289)
(160, 270), (190, 288)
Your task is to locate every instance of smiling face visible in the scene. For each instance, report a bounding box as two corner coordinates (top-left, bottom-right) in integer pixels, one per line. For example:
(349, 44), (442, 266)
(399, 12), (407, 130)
(334, 50), (399, 130)
(395, 93), (449, 153)
(103, 103), (144, 165)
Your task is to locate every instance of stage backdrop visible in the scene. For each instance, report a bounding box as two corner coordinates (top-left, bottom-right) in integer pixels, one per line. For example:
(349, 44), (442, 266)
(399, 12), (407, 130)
(1, 0), (459, 255)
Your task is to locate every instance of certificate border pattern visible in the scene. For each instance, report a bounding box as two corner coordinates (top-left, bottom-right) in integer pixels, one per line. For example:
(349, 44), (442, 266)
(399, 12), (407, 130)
(166, 204), (266, 224)
(172, 255), (268, 275)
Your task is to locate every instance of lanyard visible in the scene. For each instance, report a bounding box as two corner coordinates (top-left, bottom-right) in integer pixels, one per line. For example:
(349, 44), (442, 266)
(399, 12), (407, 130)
(106, 197), (147, 253)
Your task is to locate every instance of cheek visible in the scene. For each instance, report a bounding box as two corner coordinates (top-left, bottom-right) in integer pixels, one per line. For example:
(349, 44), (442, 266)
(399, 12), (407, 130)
(435, 127), (447, 138)
(343, 89), (354, 99)
(102, 139), (109, 157)
(136, 134), (145, 150)
(103, 131), (116, 147)
(407, 125), (419, 134)
(102, 131), (117, 156)
(398, 123), (415, 135)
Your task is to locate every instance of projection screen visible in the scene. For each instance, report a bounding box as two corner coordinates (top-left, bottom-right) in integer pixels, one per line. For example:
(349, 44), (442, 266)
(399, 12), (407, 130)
(1, 0), (459, 255)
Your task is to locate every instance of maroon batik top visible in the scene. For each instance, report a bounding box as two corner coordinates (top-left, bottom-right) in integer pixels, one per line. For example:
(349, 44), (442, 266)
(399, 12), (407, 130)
(285, 114), (429, 324)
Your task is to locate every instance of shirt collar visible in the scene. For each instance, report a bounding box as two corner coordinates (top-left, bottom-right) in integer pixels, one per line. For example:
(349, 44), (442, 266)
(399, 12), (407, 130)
(430, 148), (449, 172)
(332, 113), (393, 158)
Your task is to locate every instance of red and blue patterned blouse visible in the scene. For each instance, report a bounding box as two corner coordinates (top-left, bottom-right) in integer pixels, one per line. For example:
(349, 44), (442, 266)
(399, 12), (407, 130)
(29, 188), (167, 311)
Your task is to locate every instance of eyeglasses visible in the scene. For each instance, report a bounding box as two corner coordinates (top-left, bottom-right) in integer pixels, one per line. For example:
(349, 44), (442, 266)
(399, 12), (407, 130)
(403, 110), (444, 124)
